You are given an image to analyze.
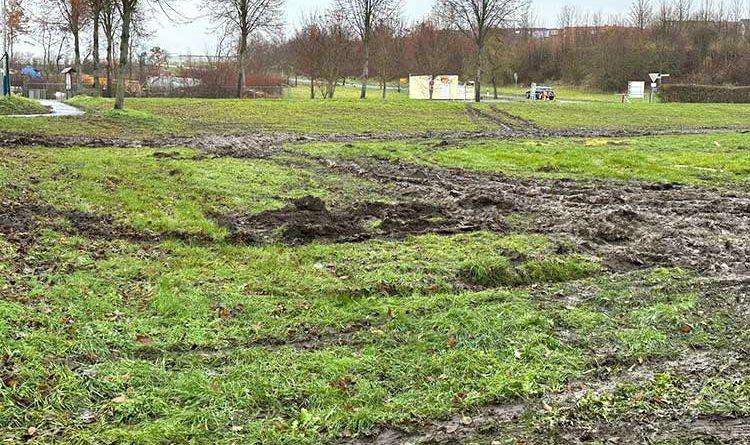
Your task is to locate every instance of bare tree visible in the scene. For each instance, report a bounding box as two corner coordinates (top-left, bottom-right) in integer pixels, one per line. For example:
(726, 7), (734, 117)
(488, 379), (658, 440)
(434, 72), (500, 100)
(99, 0), (118, 96)
(291, 10), (351, 99)
(113, 0), (136, 109)
(371, 18), (406, 98)
(318, 11), (351, 98)
(28, 2), (68, 77)
(203, 0), (284, 98)
(336, 0), (400, 99)
(89, 0), (102, 95)
(290, 15), (324, 99)
(630, 0), (654, 29)
(53, 0), (89, 94)
(113, 0), (160, 109)
(5, 0), (29, 60)
(439, 0), (529, 102)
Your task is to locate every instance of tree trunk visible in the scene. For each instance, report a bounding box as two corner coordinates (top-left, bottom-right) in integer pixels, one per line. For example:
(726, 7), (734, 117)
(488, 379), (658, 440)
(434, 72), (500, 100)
(474, 58), (482, 103)
(310, 77), (315, 99)
(382, 80), (386, 99)
(106, 36), (113, 97)
(360, 41), (369, 99)
(93, 9), (101, 97)
(74, 30), (82, 95)
(115, 3), (133, 110)
(492, 75), (497, 99)
(236, 34), (247, 99)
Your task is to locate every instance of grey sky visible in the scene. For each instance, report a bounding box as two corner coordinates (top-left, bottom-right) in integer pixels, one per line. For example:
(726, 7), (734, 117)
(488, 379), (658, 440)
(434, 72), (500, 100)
(155, 0), (632, 56)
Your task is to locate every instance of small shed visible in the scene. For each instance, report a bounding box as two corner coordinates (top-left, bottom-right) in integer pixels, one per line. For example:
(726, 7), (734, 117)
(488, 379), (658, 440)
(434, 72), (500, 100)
(60, 67), (77, 98)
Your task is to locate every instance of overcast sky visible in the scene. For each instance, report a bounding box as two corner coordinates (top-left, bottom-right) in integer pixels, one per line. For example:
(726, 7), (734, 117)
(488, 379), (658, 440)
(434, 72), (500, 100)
(153, 0), (633, 56)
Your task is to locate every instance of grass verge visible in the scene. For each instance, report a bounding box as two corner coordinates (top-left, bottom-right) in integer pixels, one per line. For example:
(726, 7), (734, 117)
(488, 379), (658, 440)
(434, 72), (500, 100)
(0, 96), (49, 115)
(298, 133), (750, 186)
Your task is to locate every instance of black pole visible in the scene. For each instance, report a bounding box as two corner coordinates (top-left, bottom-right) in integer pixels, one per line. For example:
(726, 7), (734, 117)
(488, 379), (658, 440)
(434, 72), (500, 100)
(2, 53), (9, 96)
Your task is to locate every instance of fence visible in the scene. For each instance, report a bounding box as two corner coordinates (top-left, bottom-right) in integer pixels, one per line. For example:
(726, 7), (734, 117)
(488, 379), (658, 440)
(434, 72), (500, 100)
(16, 81), (291, 100)
(21, 83), (66, 100)
(141, 84), (290, 99)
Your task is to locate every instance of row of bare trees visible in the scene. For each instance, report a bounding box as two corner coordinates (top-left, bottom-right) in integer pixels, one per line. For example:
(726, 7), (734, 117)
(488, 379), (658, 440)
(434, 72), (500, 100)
(7, 0), (750, 105)
(510, 0), (750, 91)
(288, 0), (528, 101)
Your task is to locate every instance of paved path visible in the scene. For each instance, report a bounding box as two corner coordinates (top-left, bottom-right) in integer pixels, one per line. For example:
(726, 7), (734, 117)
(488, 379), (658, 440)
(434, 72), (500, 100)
(38, 100), (85, 117)
(1, 100), (85, 118)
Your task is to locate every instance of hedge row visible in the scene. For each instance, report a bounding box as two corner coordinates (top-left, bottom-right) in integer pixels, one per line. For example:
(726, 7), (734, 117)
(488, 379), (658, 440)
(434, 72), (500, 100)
(660, 84), (750, 103)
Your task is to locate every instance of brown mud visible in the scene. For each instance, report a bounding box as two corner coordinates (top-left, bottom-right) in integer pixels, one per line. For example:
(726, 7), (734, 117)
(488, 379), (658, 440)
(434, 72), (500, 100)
(213, 196), (488, 245)
(2, 119), (750, 153)
(214, 151), (750, 276)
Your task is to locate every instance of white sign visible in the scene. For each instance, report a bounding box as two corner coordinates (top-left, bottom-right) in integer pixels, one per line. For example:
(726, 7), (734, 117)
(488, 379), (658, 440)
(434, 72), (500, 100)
(409, 74), (461, 100)
(649, 73), (660, 82)
(651, 82), (657, 88)
(628, 81), (645, 99)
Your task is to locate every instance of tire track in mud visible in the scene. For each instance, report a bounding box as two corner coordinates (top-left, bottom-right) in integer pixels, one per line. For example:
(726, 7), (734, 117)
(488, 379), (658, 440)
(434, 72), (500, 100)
(2, 118), (750, 152)
(214, 150), (750, 277)
(347, 348), (750, 445)
(3, 132), (749, 277)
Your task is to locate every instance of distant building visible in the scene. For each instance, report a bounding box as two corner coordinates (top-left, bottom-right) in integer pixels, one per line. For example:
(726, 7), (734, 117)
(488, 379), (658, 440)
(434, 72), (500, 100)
(513, 28), (561, 39)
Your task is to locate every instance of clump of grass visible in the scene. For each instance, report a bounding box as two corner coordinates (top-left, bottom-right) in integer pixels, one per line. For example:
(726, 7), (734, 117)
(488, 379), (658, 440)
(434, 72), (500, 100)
(459, 255), (599, 287)
(0, 95), (49, 115)
(517, 257), (601, 284)
(101, 108), (170, 130)
(66, 94), (113, 110)
(458, 257), (515, 287)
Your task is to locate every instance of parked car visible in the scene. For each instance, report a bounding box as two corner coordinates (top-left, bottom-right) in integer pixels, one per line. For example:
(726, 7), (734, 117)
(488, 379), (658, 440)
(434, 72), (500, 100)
(526, 86), (556, 101)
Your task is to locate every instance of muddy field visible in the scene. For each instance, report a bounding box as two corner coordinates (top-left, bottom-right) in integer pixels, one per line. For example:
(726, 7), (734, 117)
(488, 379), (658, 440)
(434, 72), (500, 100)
(1, 122), (749, 445)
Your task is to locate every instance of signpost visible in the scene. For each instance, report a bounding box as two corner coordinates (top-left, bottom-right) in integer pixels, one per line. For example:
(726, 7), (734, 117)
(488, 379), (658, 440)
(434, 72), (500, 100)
(513, 72), (518, 88)
(648, 73), (670, 103)
(1, 0), (10, 96)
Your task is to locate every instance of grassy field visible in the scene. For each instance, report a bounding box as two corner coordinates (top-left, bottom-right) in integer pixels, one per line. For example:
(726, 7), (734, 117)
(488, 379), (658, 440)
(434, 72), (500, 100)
(1, 133), (748, 444)
(0, 86), (749, 138)
(490, 85), (620, 102)
(491, 101), (750, 130)
(0, 94), (487, 138)
(299, 133), (750, 186)
(0, 96), (49, 116)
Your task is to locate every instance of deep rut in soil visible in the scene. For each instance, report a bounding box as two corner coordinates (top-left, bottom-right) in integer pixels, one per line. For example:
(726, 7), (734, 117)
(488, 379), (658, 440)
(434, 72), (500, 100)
(216, 152), (750, 277)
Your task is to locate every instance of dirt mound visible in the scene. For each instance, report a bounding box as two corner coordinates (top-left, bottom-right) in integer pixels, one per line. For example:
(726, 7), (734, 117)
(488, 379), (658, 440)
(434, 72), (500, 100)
(215, 196), (483, 245)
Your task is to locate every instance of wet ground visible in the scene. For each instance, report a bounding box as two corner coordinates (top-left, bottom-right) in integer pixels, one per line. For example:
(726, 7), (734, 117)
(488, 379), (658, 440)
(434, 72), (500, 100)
(1, 117), (749, 444)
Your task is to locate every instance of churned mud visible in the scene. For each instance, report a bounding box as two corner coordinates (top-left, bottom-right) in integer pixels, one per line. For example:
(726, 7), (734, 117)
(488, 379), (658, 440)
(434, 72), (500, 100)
(2, 110), (749, 444)
(2, 118), (750, 152)
(213, 153), (750, 276)
(213, 195), (488, 245)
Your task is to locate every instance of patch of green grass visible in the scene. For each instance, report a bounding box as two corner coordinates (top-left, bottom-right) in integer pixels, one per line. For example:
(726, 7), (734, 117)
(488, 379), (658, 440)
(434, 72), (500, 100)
(1, 147), (378, 239)
(2, 94), (487, 138)
(493, 101), (750, 129)
(299, 133), (750, 185)
(2, 91), (749, 138)
(0, 95), (49, 115)
(459, 255), (600, 287)
(1, 228), (594, 444)
(1, 146), (744, 444)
